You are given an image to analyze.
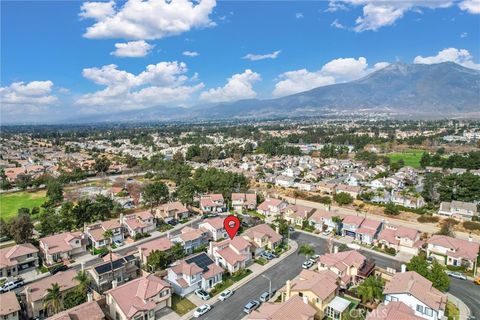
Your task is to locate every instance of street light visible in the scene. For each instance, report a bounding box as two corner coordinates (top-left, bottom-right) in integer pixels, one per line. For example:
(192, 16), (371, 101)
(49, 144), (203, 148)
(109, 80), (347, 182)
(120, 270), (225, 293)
(261, 274), (272, 297)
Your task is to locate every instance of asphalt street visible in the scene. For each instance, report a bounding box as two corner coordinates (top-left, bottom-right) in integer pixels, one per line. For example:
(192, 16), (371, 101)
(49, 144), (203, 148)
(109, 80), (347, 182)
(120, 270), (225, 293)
(198, 232), (480, 320)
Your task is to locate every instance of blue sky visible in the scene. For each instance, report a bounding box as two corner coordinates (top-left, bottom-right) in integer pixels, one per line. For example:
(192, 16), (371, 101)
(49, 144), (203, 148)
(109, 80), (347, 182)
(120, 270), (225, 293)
(1, 0), (479, 123)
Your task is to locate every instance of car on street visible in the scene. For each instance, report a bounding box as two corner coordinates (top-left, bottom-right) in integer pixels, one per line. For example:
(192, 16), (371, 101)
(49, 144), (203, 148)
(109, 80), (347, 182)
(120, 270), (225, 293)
(195, 289), (210, 300)
(302, 260), (314, 269)
(113, 240), (123, 247)
(243, 300), (260, 313)
(167, 219), (179, 226)
(308, 254), (320, 263)
(259, 290), (276, 302)
(218, 289), (234, 301)
(446, 271), (467, 280)
(474, 277), (480, 285)
(193, 304), (211, 318)
(0, 278), (24, 293)
(49, 264), (68, 275)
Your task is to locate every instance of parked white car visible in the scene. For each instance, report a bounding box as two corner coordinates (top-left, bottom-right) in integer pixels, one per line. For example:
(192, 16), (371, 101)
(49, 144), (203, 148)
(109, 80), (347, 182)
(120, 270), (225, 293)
(302, 260), (314, 269)
(446, 271), (467, 280)
(218, 289), (234, 301)
(193, 304), (211, 318)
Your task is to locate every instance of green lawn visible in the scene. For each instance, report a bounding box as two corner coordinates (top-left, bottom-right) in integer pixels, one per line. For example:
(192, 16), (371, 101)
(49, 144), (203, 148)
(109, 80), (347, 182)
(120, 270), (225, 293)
(171, 294), (196, 316)
(387, 150), (425, 168)
(446, 301), (460, 320)
(0, 191), (47, 220)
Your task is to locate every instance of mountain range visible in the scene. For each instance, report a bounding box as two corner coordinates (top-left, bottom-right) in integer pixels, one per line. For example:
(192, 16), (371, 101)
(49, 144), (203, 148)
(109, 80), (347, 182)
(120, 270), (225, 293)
(72, 62), (480, 123)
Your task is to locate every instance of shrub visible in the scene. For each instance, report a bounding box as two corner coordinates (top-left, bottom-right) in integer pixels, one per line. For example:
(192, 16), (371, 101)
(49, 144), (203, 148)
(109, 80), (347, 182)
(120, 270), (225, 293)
(442, 218), (460, 225)
(385, 247), (396, 255)
(417, 216), (439, 223)
(384, 202), (400, 215)
(463, 221), (480, 231)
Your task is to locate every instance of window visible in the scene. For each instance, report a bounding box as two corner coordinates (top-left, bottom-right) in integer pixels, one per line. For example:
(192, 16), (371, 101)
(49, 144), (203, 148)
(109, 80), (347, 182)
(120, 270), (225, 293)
(416, 305), (423, 313)
(424, 307), (433, 316)
(27, 253), (33, 258)
(390, 296), (398, 302)
(298, 292), (303, 297)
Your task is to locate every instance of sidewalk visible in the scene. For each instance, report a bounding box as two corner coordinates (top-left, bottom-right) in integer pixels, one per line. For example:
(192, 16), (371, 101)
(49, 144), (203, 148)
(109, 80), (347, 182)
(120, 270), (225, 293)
(447, 293), (471, 320)
(179, 239), (299, 320)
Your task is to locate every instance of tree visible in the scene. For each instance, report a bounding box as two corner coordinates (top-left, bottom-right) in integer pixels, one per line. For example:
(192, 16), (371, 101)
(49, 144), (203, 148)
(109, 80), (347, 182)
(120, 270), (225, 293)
(94, 156), (111, 173)
(0, 218), (11, 239)
(46, 179), (64, 205)
(384, 202), (400, 215)
(147, 250), (169, 271)
(8, 213), (34, 243)
(356, 275), (384, 304)
(273, 217), (289, 238)
(17, 208), (30, 216)
(43, 283), (63, 315)
(334, 192), (354, 205)
(143, 181), (169, 208)
(176, 181), (196, 206)
(331, 216), (343, 235)
(429, 260), (450, 292)
(406, 254), (430, 278)
(169, 243), (185, 262)
(172, 151), (185, 163)
(74, 270), (91, 295)
(436, 220), (456, 237)
(39, 207), (59, 236)
(298, 244), (315, 260)
(103, 229), (114, 283)
(63, 290), (86, 310)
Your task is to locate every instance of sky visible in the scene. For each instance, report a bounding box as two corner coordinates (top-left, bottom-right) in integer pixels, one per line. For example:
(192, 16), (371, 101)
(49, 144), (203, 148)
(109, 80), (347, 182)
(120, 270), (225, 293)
(1, 0), (480, 123)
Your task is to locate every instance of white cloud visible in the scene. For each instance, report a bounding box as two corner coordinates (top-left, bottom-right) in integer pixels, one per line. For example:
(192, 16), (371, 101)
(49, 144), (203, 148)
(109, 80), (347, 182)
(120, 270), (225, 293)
(76, 61), (204, 112)
(111, 40), (153, 57)
(459, 0), (480, 13)
(273, 57), (389, 97)
(1, 80), (58, 106)
(243, 50), (281, 61)
(460, 32), (468, 38)
(414, 48), (480, 70)
(331, 19), (346, 29)
(200, 69), (260, 103)
(183, 50), (199, 57)
(81, 0), (216, 40)
(295, 12), (304, 19)
(330, 1), (478, 32)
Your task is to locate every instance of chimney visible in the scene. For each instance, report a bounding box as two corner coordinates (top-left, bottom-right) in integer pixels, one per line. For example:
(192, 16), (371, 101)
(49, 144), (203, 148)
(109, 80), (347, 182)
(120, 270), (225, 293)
(87, 292), (93, 302)
(209, 241), (214, 254)
(286, 280), (291, 298)
(112, 280), (118, 288)
(333, 245), (338, 254)
(276, 225), (280, 235)
(303, 295), (308, 305)
(401, 264), (407, 273)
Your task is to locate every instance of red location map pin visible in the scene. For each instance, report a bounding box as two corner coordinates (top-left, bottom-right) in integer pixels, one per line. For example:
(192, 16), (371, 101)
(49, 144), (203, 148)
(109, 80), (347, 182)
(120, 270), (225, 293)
(224, 215), (240, 240)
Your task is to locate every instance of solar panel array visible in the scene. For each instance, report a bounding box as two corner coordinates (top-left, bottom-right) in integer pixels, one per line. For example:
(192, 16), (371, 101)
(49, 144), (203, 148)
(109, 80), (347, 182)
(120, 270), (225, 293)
(185, 253), (214, 272)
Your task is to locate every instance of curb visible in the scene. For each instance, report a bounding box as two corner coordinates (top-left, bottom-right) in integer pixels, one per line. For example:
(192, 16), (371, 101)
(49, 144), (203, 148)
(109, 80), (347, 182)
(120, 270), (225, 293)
(180, 239), (298, 320)
(447, 293), (471, 320)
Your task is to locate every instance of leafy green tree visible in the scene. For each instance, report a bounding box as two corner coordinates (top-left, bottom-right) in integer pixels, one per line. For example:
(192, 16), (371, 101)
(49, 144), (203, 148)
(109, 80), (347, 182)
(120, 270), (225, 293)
(298, 244), (315, 260)
(172, 151), (185, 163)
(334, 192), (354, 205)
(46, 179), (64, 205)
(169, 243), (185, 262)
(63, 290), (86, 310)
(74, 270), (91, 295)
(143, 181), (169, 208)
(94, 156), (111, 173)
(39, 207), (60, 236)
(103, 229), (114, 282)
(176, 181), (196, 206)
(429, 260), (450, 292)
(273, 217), (289, 238)
(8, 213), (34, 243)
(0, 218), (11, 239)
(43, 283), (63, 315)
(17, 208), (30, 216)
(147, 250), (169, 271)
(356, 276), (384, 303)
(406, 254), (430, 278)
(384, 202), (400, 215)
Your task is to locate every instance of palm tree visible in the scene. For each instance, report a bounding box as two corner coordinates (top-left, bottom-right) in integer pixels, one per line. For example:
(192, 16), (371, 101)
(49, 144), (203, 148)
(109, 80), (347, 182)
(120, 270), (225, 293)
(356, 276), (384, 304)
(43, 283), (63, 315)
(103, 229), (114, 283)
(298, 244), (315, 260)
(332, 216), (343, 235)
(74, 270), (91, 295)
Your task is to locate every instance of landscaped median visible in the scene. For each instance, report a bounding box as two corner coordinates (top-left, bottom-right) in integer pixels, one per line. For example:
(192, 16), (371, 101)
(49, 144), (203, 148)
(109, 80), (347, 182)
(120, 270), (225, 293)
(179, 239), (299, 320)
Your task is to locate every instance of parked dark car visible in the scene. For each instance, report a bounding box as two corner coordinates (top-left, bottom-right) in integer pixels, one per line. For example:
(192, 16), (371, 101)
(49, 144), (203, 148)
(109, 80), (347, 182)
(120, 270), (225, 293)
(167, 219), (179, 226)
(49, 264), (68, 275)
(99, 251), (109, 258)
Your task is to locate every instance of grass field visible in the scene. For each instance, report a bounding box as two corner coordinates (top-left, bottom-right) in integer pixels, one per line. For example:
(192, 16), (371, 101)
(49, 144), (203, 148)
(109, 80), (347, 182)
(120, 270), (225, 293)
(387, 150), (425, 168)
(0, 191), (47, 220)
(171, 294), (196, 316)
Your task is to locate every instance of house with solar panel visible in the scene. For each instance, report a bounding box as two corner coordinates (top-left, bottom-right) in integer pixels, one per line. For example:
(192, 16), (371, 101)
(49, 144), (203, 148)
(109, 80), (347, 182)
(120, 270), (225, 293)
(166, 252), (224, 297)
(88, 253), (139, 292)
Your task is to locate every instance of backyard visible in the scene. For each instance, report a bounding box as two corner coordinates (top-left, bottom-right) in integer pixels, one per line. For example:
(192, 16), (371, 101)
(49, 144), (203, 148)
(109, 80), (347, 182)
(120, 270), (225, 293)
(386, 149), (425, 168)
(0, 191), (47, 220)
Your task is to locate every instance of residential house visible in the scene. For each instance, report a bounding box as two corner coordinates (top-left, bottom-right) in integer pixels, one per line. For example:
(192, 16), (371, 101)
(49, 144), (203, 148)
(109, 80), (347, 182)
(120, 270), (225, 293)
(0, 292), (21, 320)
(257, 198), (288, 217)
(200, 194), (226, 213)
(377, 224), (423, 255)
(366, 302), (424, 320)
(155, 201), (190, 222)
(47, 300), (105, 320)
(356, 218), (383, 245)
(335, 184), (361, 198)
(122, 211), (156, 238)
(275, 175), (296, 188)
(172, 227), (208, 254)
(284, 204), (316, 226)
(248, 295), (317, 320)
(317, 182), (336, 195)
(166, 252), (224, 296)
(231, 193), (257, 213)
(39, 231), (86, 265)
(24, 269), (78, 318)
(391, 192), (425, 209)
(0, 243), (39, 277)
(341, 216), (365, 239)
(208, 237), (252, 273)
(85, 218), (123, 249)
(308, 208), (344, 233)
(318, 250), (375, 288)
(426, 235), (480, 270)
(437, 200), (478, 220)
(242, 224), (283, 256)
(88, 254), (139, 292)
(198, 217), (227, 241)
(383, 270), (447, 320)
(294, 180), (317, 192)
(105, 274), (171, 320)
(279, 269), (339, 319)
(138, 237), (173, 265)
